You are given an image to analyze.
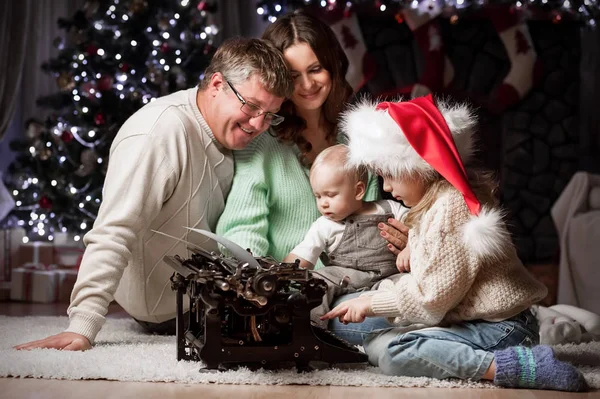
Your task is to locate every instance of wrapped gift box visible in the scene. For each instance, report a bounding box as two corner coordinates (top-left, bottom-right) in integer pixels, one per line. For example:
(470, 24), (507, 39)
(57, 269), (78, 303)
(10, 265), (60, 303)
(54, 245), (84, 269)
(1, 227), (26, 282)
(19, 242), (54, 267)
(10, 265), (79, 303)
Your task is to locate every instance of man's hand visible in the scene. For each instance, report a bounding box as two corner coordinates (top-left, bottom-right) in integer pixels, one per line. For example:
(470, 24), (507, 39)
(396, 247), (411, 273)
(378, 218), (409, 255)
(320, 296), (373, 324)
(14, 332), (92, 351)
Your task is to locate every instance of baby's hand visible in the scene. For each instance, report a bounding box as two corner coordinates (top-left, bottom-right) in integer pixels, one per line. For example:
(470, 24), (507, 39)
(396, 247), (410, 273)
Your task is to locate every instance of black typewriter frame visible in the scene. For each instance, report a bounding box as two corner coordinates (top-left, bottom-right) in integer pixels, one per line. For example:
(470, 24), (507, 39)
(165, 249), (367, 372)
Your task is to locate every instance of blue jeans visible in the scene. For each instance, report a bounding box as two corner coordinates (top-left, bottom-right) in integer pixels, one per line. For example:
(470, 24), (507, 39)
(328, 293), (539, 381)
(328, 292), (395, 345)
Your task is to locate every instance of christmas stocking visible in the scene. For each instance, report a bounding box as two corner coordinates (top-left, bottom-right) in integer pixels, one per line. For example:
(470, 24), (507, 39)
(401, 1), (454, 98)
(329, 12), (376, 92)
(487, 6), (543, 112)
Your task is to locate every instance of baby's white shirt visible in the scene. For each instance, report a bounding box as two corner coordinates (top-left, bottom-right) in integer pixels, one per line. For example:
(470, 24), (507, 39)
(290, 200), (408, 266)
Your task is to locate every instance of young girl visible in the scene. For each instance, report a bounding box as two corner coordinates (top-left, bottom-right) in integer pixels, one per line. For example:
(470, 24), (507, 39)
(321, 94), (588, 392)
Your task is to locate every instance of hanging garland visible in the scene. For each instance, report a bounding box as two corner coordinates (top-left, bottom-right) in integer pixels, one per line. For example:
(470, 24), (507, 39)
(255, 0), (599, 28)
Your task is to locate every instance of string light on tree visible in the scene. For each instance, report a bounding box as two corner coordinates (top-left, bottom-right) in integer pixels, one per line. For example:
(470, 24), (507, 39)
(255, 0), (600, 27)
(2, 0), (219, 242)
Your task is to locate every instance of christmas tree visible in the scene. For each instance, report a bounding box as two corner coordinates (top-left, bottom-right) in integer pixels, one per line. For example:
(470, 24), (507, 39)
(2, 0), (218, 243)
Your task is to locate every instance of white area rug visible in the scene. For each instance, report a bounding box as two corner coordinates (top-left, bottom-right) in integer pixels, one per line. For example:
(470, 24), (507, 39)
(1, 316), (599, 388)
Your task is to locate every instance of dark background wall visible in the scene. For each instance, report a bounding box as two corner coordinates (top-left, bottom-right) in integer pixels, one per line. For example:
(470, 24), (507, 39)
(358, 14), (596, 262)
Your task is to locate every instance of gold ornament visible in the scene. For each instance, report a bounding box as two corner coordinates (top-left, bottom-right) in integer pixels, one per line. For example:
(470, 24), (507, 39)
(57, 72), (75, 91)
(147, 65), (163, 85)
(38, 147), (52, 161)
(75, 149), (97, 176)
(26, 121), (44, 140)
(129, 0), (148, 14)
(158, 17), (170, 31)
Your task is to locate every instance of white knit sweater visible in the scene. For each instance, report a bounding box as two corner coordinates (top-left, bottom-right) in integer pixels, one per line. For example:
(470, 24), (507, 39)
(66, 87), (234, 343)
(366, 186), (548, 325)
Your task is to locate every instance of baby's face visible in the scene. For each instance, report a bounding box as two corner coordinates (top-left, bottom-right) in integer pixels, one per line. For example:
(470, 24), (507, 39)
(310, 167), (362, 222)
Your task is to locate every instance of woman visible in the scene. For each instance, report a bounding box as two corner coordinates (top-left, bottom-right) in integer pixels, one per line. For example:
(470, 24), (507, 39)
(216, 12), (406, 266)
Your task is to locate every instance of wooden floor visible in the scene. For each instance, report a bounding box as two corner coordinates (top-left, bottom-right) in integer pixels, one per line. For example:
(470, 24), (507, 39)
(1, 301), (598, 399)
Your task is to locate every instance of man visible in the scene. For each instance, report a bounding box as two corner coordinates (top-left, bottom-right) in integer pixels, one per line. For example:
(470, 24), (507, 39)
(15, 37), (293, 351)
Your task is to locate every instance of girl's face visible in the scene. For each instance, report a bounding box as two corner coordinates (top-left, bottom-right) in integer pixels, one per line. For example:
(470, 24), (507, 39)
(283, 42), (332, 113)
(382, 175), (427, 208)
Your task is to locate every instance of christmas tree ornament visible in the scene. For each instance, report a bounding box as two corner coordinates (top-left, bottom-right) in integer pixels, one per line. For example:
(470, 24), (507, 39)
(38, 148), (52, 161)
(94, 113), (106, 126)
(129, 0), (148, 14)
(56, 73), (75, 91)
(39, 196), (53, 210)
(147, 65), (163, 84)
(25, 121), (45, 140)
(61, 130), (74, 144)
(80, 81), (98, 100)
(86, 43), (98, 56)
(75, 149), (97, 177)
(97, 74), (114, 91)
(158, 17), (170, 31)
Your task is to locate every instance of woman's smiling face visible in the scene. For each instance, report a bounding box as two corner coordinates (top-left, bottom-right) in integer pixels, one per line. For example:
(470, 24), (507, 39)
(283, 42), (332, 112)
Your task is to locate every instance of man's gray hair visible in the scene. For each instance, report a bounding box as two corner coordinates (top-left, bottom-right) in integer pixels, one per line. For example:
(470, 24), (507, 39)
(199, 37), (293, 99)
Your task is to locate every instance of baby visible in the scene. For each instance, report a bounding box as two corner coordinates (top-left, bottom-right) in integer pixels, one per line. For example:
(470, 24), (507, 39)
(284, 144), (408, 326)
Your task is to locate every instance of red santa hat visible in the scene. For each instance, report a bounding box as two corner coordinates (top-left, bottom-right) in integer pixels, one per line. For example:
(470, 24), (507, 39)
(342, 94), (509, 260)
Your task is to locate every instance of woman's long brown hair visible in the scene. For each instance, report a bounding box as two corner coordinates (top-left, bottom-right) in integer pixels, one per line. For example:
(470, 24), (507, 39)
(262, 11), (353, 165)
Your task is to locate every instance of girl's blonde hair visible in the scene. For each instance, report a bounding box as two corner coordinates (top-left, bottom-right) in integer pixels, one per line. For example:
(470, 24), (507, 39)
(403, 167), (500, 228)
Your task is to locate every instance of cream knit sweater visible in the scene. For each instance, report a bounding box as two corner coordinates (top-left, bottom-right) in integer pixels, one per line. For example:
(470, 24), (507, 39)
(367, 186), (548, 325)
(66, 88), (233, 343)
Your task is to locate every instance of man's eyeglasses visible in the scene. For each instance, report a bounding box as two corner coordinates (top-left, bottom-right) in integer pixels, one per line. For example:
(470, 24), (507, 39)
(226, 81), (285, 127)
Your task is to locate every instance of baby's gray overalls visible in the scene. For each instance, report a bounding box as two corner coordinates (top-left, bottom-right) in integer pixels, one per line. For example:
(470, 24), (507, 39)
(311, 201), (399, 326)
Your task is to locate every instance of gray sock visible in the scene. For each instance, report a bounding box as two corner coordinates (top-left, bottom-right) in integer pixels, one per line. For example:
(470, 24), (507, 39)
(494, 345), (588, 392)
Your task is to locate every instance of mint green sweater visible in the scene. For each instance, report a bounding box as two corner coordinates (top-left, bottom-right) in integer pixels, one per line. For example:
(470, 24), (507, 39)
(216, 132), (380, 268)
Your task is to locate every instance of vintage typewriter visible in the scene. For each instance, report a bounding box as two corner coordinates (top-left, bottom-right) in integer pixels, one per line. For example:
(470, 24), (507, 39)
(161, 228), (367, 372)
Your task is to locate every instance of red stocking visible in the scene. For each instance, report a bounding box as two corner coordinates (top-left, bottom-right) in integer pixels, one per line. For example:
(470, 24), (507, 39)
(487, 6), (543, 112)
(327, 11), (376, 92)
(401, 3), (454, 98)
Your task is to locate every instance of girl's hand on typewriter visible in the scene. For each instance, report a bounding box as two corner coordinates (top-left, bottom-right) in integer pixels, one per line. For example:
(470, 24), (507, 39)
(321, 295), (373, 324)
